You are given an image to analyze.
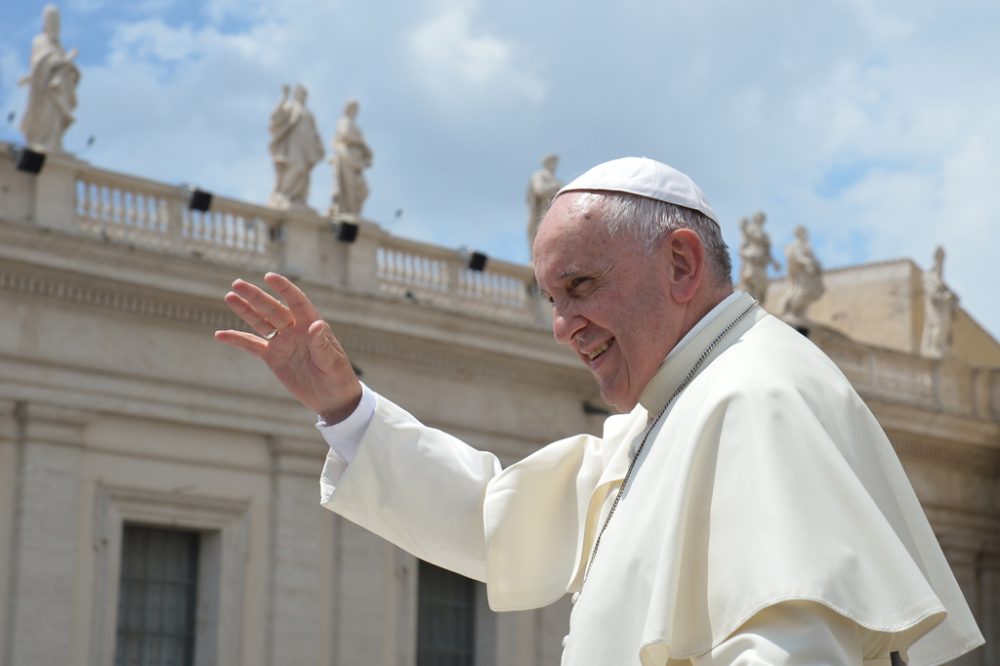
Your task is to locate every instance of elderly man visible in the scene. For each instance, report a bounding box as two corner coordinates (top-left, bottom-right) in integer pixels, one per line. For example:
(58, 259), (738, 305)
(216, 158), (982, 665)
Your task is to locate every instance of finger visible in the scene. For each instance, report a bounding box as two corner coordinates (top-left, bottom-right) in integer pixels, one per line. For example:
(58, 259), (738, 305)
(214, 329), (268, 357)
(231, 278), (295, 330)
(224, 292), (280, 337)
(265, 273), (322, 325)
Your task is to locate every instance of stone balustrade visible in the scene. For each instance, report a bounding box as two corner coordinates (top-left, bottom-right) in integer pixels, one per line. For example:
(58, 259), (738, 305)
(74, 166), (278, 270)
(2, 143), (544, 328)
(376, 236), (538, 325)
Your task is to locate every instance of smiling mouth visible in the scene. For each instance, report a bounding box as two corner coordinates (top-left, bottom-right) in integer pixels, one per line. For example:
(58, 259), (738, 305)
(585, 339), (613, 362)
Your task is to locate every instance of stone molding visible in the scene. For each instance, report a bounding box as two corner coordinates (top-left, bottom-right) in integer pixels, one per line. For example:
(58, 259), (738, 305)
(89, 483), (250, 666)
(0, 259), (240, 331)
(0, 258), (587, 394)
(892, 431), (1000, 475)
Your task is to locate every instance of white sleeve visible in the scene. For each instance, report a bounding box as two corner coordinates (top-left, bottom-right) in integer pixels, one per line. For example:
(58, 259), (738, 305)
(690, 601), (867, 665)
(315, 382), (377, 464)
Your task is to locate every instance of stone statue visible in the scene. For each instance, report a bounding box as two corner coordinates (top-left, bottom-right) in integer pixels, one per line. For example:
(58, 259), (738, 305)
(328, 99), (372, 219)
(780, 225), (824, 324)
(738, 211), (781, 303)
(921, 246), (958, 359)
(268, 84), (325, 210)
(526, 154), (562, 257)
(18, 5), (81, 153)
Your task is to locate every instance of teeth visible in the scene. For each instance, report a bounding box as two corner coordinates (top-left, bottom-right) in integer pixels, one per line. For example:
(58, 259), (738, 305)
(587, 342), (610, 361)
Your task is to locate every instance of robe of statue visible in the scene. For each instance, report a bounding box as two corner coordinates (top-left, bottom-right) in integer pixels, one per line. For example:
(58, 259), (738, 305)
(320, 293), (982, 665)
(781, 229), (824, 321)
(920, 252), (958, 359)
(19, 19), (80, 153)
(330, 109), (372, 218)
(738, 215), (778, 304)
(268, 89), (325, 209)
(527, 166), (562, 253)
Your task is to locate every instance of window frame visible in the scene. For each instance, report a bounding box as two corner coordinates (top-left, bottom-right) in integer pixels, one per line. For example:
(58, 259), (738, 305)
(89, 484), (249, 666)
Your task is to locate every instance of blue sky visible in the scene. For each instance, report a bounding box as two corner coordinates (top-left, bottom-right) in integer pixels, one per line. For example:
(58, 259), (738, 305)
(2, 0), (998, 340)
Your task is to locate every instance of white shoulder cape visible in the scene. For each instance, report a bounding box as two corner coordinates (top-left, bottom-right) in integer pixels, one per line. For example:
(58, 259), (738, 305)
(321, 293), (983, 665)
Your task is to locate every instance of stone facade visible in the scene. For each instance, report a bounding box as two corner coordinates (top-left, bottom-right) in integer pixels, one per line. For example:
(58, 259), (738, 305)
(1, 144), (997, 665)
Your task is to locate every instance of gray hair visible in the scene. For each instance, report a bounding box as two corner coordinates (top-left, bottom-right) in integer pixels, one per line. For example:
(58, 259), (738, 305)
(570, 191), (732, 284)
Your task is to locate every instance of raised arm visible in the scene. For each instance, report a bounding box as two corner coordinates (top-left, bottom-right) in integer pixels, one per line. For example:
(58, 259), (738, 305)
(214, 272), (362, 423)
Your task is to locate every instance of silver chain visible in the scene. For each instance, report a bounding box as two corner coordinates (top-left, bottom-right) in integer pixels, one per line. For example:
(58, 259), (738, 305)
(582, 300), (758, 586)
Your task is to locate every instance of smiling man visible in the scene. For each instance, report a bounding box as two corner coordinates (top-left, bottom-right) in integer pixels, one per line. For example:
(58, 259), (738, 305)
(217, 157), (982, 665)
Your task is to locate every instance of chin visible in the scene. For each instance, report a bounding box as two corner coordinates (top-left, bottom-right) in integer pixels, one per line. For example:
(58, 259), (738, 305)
(598, 389), (631, 414)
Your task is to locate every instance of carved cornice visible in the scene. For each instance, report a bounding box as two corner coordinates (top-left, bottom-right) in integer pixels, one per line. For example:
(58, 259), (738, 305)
(0, 258), (591, 393)
(889, 429), (1000, 475)
(0, 259), (241, 331)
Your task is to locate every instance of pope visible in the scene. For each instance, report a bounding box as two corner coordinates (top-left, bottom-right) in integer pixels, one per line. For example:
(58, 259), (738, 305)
(216, 157), (983, 665)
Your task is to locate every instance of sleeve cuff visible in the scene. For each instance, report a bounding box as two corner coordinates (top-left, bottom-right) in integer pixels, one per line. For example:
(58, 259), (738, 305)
(315, 382), (377, 464)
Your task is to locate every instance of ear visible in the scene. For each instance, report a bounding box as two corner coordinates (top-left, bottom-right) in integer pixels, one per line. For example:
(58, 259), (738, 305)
(666, 229), (705, 304)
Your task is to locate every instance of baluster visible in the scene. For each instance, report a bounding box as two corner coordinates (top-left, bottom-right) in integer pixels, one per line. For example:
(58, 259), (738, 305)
(113, 189), (124, 227)
(89, 183), (100, 222)
(75, 179), (86, 221)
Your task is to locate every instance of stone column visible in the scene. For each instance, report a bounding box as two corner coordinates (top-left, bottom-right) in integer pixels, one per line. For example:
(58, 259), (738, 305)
(4, 402), (90, 665)
(267, 437), (334, 666)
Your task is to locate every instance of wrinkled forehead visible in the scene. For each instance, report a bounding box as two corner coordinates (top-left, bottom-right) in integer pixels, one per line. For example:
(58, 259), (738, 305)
(533, 193), (616, 282)
(536, 192), (606, 244)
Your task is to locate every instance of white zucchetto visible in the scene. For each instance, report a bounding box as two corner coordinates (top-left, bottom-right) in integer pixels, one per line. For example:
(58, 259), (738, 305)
(557, 156), (719, 223)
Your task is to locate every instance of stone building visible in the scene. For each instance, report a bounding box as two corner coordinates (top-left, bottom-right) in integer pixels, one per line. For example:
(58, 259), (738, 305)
(0, 146), (997, 665)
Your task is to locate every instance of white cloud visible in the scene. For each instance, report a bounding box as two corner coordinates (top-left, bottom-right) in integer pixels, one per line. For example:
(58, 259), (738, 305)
(408, 1), (546, 109)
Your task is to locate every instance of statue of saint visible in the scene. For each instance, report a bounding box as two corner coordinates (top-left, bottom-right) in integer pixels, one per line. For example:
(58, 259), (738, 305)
(738, 211), (781, 304)
(921, 246), (958, 359)
(526, 154), (562, 258)
(328, 99), (372, 219)
(268, 84), (325, 210)
(780, 225), (825, 324)
(19, 5), (81, 153)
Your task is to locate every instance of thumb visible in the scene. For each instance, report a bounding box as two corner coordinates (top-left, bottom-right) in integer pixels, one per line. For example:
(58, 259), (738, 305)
(306, 319), (347, 373)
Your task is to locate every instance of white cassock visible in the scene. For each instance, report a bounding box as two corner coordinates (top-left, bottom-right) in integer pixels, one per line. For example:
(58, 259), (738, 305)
(319, 293), (983, 665)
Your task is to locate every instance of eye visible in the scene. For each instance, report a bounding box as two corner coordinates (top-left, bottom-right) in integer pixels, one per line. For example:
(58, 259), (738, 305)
(567, 277), (593, 296)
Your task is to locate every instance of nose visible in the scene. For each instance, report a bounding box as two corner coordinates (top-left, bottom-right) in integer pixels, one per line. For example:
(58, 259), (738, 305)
(552, 307), (586, 345)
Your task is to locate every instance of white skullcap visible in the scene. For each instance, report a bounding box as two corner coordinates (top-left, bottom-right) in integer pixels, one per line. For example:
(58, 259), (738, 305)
(556, 156), (719, 223)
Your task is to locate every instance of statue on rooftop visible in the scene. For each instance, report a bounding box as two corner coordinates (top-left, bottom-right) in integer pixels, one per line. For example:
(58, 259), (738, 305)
(780, 225), (824, 324)
(328, 99), (372, 219)
(738, 211), (781, 304)
(526, 153), (562, 259)
(268, 84), (325, 210)
(19, 5), (81, 154)
(921, 246), (958, 359)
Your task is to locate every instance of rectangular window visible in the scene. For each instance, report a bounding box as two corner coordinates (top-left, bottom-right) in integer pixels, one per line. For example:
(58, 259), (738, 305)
(115, 524), (200, 666)
(417, 561), (476, 666)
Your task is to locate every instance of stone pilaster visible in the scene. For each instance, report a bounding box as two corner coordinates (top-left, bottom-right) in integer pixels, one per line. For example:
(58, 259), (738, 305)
(266, 437), (333, 666)
(979, 552), (1000, 666)
(0, 400), (20, 666)
(4, 402), (91, 666)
